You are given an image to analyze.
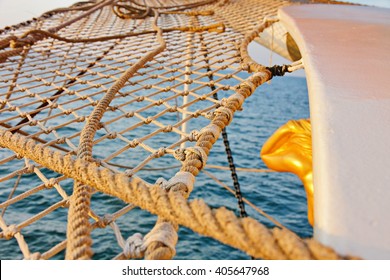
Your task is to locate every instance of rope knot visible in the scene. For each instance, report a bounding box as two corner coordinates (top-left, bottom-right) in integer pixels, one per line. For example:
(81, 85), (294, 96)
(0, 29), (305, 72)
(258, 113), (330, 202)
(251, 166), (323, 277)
(76, 116), (85, 122)
(24, 163), (35, 174)
(125, 111), (135, 118)
(123, 233), (145, 259)
(56, 137), (66, 144)
(144, 117), (152, 124)
(156, 171), (195, 197)
(266, 64), (290, 77)
(137, 96), (145, 102)
(107, 132), (117, 139)
(97, 214), (113, 228)
(128, 139), (139, 148)
(188, 130), (199, 141)
(3, 224), (18, 240)
(169, 106), (177, 113)
(43, 127), (53, 134)
(163, 125), (173, 133)
(45, 178), (57, 188)
(173, 148), (186, 162)
(155, 147), (166, 158)
(193, 110), (202, 118)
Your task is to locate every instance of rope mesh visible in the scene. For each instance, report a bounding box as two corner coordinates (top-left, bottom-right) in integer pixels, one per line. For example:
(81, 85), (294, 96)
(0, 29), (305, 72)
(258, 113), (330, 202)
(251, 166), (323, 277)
(0, 0), (357, 260)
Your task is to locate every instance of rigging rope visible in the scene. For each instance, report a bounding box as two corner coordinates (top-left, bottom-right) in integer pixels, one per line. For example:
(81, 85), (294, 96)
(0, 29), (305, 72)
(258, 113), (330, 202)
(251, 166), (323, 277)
(0, 0), (356, 260)
(0, 129), (359, 260)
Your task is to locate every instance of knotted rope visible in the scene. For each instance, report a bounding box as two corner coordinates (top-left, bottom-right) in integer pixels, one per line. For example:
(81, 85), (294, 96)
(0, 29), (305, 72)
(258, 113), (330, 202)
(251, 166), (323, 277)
(109, 218), (178, 259)
(240, 18), (304, 76)
(0, 129), (359, 259)
(65, 8), (167, 260)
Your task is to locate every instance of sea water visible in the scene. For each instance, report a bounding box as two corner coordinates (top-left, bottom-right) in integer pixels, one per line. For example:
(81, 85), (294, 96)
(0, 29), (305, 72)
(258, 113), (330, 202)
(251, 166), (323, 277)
(0, 75), (311, 260)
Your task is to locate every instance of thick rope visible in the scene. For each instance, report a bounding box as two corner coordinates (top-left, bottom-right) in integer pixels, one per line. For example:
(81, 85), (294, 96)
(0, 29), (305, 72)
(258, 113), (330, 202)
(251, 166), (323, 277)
(65, 9), (166, 260)
(240, 18), (279, 73)
(0, 0), (357, 261)
(240, 18), (305, 76)
(66, 9), (221, 260)
(179, 71), (272, 177)
(109, 218), (178, 259)
(0, 129), (359, 259)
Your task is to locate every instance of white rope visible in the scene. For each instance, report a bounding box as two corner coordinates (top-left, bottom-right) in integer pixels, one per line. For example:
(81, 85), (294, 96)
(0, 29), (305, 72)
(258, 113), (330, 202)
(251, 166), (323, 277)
(287, 58), (304, 72)
(199, 124), (222, 141)
(156, 171), (196, 197)
(123, 233), (144, 259)
(143, 222), (178, 256)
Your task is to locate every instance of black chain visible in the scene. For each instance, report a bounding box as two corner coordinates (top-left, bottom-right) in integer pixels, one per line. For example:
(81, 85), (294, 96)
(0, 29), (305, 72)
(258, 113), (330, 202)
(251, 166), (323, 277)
(211, 88), (248, 218)
(199, 31), (248, 218)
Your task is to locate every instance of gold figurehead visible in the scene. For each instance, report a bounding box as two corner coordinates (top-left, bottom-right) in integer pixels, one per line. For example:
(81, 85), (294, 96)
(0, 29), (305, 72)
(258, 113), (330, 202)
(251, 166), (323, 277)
(260, 119), (314, 225)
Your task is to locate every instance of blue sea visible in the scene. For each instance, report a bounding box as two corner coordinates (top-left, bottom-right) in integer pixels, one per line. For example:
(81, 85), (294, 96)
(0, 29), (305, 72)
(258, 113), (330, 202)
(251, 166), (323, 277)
(0, 75), (311, 260)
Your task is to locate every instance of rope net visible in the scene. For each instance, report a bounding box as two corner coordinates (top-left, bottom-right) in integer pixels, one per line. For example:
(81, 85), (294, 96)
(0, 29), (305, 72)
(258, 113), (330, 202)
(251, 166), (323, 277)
(0, 0), (356, 260)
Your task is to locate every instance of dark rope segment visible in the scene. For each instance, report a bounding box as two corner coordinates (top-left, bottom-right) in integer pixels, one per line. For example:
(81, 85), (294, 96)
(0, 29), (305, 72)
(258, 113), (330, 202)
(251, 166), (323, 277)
(266, 64), (291, 77)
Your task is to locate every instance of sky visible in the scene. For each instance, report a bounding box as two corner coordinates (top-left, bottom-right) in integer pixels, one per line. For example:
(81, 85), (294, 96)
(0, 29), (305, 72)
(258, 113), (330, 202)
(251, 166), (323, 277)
(0, 0), (388, 27)
(0, 0), (388, 78)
